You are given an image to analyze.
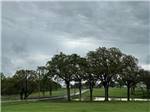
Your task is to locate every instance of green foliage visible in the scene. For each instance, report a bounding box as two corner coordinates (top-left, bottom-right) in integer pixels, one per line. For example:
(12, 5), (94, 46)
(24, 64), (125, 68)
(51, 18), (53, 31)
(87, 47), (123, 101)
(1, 75), (19, 95)
(1, 69), (61, 98)
(2, 46), (150, 101)
(121, 55), (139, 86)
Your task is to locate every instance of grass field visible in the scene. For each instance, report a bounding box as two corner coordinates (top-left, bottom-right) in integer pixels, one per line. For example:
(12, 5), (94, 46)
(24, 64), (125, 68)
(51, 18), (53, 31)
(1, 88), (79, 101)
(93, 88), (127, 97)
(2, 101), (150, 112)
(2, 87), (147, 101)
(2, 88), (150, 112)
(82, 88), (127, 97)
(82, 87), (146, 100)
(30, 88), (79, 97)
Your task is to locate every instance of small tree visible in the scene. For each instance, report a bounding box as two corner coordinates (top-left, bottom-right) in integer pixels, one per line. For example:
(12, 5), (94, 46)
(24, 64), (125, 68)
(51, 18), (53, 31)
(86, 73), (95, 101)
(121, 55), (139, 101)
(68, 54), (87, 101)
(14, 69), (38, 99)
(140, 69), (150, 96)
(47, 52), (73, 101)
(37, 66), (48, 96)
(87, 47), (123, 101)
(1, 73), (20, 95)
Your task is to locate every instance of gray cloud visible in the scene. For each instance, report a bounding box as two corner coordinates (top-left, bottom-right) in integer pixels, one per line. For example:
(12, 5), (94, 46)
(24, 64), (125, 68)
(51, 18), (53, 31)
(2, 1), (150, 75)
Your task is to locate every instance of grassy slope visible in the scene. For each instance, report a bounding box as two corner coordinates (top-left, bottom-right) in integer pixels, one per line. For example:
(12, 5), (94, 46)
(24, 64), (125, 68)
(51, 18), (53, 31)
(2, 101), (150, 112)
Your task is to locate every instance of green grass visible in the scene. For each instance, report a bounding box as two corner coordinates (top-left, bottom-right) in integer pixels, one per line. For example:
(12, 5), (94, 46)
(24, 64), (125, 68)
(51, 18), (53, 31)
(2, 88), (150, 112)
(2, 101), (150, 112)
(1, 88), (79, 101)
(82, 88), (146, 99)
(93, 88), (127, 97)
(30, 88), (79, 97)
(2, 87), (147, 101)
(1, 95), (20, 101)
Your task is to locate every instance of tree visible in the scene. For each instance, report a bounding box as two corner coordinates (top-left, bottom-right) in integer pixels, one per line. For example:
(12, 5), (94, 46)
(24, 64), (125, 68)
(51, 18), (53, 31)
(1, 73), (19, 95)
(37, 66), (48, 96)
(14, 69), (38, 99)
(69, 54), (87, 101)
(1, 72), (6, 80)
(120, 55), (139, 101)
(47, 52), (74, 101)
(86, 73), (95, 101)
(140, 69), (150, 96)
(87, 47), (123, 101)
(68, 55), (97, 102)
(37, 66), (58, 97)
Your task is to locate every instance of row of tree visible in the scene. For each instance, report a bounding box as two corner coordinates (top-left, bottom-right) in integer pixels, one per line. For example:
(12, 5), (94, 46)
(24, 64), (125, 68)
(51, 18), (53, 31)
(1, 69), (61, 99)
(1, 47), (150, 101)
(46, 47), (150, 101)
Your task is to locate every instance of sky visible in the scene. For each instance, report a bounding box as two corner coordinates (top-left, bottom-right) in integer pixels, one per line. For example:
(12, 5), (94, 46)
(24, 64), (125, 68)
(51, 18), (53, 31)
(1, 1), (150, 75)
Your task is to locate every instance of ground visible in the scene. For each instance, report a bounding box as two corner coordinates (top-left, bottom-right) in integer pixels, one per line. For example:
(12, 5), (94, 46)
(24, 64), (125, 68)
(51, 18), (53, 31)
(2, 88), (149, 112)
(2, 87), (147, 101)
(81, 87), (147, 101)
(1, 88), (79, 101)
(2, 101), (150, 112)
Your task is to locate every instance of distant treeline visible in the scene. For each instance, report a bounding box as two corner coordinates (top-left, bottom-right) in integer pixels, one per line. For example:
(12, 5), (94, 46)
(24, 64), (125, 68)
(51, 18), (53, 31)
(1, 71), (61, 99)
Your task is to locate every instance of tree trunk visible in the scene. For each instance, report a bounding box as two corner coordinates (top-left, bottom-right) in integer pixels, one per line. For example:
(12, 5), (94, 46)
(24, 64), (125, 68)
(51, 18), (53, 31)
(24, 74), (28, 99)
(42, 91), (45, 96)
(146, 86), (150, 97)
(24, 91), (28, 99)
(20, 82), (24, 100)
(38, 79), (41, 98)
(49, 81), (52, 96)
(90, 87), (93, 101)
(89, 81), (93, 102)
(20, 89), (24, 100)
(49, 88), (52, 96)
(147, 86), (149, 92)
(66, 81), (71, 101)
(127, 84), (130, 101)
(79, 80), (82, 101)
(104, 84), (109, 101)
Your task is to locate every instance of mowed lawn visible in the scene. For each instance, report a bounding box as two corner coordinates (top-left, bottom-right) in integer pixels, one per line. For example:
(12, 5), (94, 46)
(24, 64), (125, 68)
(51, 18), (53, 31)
(83, 88), (146, 98)
(1, 88), (79, 101)
(2, 87), (147, 102)
(29, 88), (79, 97)
(2, 101), (150, 112)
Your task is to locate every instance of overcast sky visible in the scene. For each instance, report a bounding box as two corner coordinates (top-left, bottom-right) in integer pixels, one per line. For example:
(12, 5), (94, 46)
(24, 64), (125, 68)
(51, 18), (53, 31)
(2, 1), (150, 75)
